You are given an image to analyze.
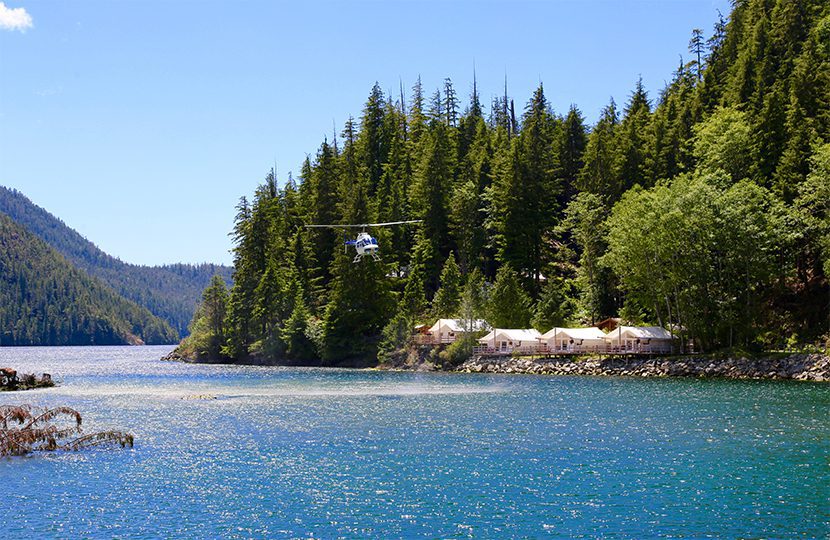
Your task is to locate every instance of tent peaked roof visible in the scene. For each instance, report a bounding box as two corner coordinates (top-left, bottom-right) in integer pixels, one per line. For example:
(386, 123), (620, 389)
(429, 319), (489, 333)
(541, 327), (606, 341)
(479, 328), (542, 343)
(614, 326), (674, 340)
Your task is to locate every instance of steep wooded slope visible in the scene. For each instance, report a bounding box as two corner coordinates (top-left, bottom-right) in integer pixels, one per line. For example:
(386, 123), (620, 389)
(0, 213), (178, 345)
(0, 186), (232, 336)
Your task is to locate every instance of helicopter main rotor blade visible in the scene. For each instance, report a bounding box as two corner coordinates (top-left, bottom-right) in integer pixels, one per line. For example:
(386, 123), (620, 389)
(304, 224), (366, 229)
(364, 220), (423, 227)
(304, 220), (422, 229)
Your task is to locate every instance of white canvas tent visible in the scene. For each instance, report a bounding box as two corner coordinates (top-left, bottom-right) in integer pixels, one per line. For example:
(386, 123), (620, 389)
(540, 327), (608, 352)
(478, 328), (542, 352)
(427, 319), (489, 344)
(604, 326), (674, 353)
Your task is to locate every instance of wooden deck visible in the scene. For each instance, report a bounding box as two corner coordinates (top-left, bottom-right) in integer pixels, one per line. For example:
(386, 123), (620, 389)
(413, 335), (456, 345)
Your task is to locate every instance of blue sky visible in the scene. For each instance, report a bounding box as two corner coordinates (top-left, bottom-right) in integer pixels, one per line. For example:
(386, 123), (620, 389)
(0, 0), (729, 266)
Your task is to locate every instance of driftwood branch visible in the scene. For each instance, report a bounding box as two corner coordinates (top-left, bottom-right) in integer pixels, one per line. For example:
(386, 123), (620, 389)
(0, 404), (133, 457)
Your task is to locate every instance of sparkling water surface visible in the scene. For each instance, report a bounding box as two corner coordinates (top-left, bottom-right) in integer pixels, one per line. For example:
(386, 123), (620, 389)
(0, 346), (827, 538)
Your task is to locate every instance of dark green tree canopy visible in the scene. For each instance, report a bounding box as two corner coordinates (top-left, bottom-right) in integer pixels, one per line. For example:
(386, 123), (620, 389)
(183, 0), (830, 364)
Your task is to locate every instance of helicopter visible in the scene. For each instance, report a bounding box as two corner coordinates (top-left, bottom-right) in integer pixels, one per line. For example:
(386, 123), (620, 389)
(304, 220), (422, 262)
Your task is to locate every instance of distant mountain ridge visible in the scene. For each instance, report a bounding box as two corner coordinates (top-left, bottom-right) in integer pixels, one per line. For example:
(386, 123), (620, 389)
(0, 186), (233, 336)
(0, 213), (177, 345)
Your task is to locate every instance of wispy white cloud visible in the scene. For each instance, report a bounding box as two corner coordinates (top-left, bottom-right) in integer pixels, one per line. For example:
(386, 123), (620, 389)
(36, 85), (63, 97)
(0, 2), (33, 32)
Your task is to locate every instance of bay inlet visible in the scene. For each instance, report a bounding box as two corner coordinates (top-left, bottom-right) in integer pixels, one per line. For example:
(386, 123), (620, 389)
(1, 346), (827, 538)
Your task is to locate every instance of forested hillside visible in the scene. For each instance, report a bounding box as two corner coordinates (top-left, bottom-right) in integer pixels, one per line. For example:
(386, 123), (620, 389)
(0, 213), (177, 346)
(182, 0), (830, 364)
(0, 186), (233, 336)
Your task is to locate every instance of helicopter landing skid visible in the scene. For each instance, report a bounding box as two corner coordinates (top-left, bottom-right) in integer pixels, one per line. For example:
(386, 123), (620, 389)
(353, 253), (381, 263)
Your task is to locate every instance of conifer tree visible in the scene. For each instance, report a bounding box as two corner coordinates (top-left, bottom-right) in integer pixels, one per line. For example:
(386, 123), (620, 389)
(451, 119), (491, 274)
(410, 76), (427, 146)
(433, 252), (462, 317)
(308, 140), (341, 286)
(689, 28), (706, 81)
(563, 192), (616, 323)
(411, 121), (453, 293)
(492, 84), (559, 296)
(223, 197), (256, 359)
(443, 78), (459, 127)
(359, 83), (389, 195)
(615, 78), (652, 194)
(486, 266), (532, 328)
(281, 287), (316, 362)
(188, 274), (228, 359)
(459, 268), (487, 330)
(578, 99), (618, 199)
(321, 184), (393, 363)
(532, 278), (571, 331)
(402, 251), (428, 319)
(558, 105), (588, 201)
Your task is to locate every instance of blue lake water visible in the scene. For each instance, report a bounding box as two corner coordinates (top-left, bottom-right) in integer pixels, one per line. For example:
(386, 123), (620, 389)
(0, 346), (828, 538)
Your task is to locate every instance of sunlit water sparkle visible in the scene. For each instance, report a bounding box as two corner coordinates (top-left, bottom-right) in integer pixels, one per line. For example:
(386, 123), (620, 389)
(0, 346), (827, 538)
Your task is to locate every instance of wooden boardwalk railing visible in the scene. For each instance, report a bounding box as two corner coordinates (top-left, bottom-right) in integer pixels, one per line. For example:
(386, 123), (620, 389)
(470, 344), (675, 356)
(413, 335), (456, 345)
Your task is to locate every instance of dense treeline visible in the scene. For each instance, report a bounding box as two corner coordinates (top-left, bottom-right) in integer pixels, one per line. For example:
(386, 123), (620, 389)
(0, 186), (233, 336)
(0, 213), (177, 346)
(184, 0), (830, 364)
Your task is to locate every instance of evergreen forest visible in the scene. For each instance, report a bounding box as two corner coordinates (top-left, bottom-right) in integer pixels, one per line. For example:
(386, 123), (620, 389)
(182, 0), (830, 364)
(0, 213), (178, 346)
(0, 186), (233, 337)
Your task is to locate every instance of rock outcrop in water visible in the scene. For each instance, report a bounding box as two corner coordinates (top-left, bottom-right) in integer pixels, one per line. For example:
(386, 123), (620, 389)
(0, 368), (54, 391)
(457, 353), (830, 382)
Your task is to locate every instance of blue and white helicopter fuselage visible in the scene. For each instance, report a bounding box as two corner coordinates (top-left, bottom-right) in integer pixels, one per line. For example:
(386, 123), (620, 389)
(304, 220), (421, 263)
(347, 232), (380, 262)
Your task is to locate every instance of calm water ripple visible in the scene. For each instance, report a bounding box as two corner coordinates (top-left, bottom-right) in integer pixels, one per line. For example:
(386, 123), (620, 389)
(0, 346), (828, 538)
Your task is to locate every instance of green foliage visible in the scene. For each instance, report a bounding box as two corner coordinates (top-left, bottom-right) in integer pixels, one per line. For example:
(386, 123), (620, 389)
(181, 274), (229, 360)
(692, 107), (753, 182)
(486, 266), (532, 328)
(411, 122), (453, 293)
(796, 143), (830, 334)
(532, 278), (574, 331)
(490, 84), (560, 296)
(459, 268), (487, 326)
(321, 254), (393, 363)
(377, 310), (413, 364)
(0, 213), (177, 346)
(604, 173), (791, 350)
(578, 99), (618, 198)
(616, 78), (652, 193)
(320, 183), (394, 363)
(402, 254), (428, 320)
(181, 0), (830, 362)
(0, 186), (231, 337)
(281, 290), (316, 362)
(432, 252), (462, 317)
(438, 333), (480, 368)
(563, 192), (616, 323)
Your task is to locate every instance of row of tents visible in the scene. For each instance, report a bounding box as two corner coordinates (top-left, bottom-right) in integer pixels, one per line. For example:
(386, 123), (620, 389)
(417, 319), (676, 355)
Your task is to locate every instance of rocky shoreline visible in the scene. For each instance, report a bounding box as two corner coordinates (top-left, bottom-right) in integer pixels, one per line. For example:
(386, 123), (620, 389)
(456, 353), (830, 382)
(163, 345), (830, 382)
